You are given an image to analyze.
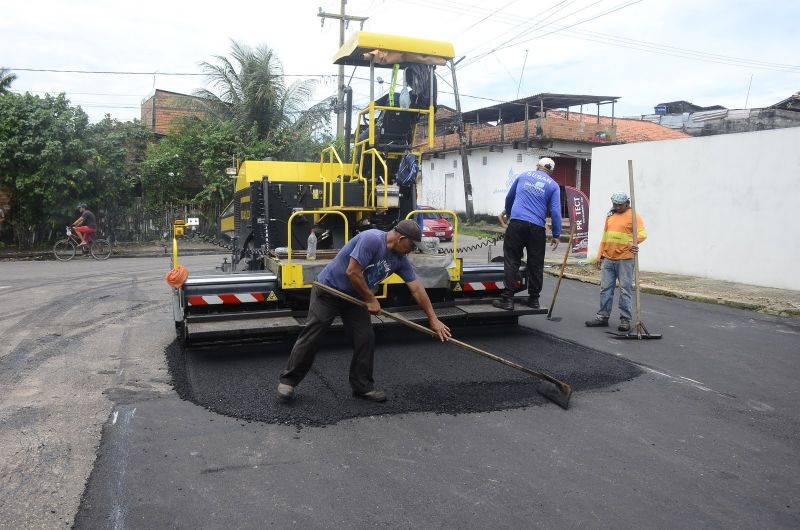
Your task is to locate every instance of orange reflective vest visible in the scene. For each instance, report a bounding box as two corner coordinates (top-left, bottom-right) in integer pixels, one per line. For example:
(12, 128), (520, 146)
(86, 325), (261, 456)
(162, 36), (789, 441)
(597, 210), (647, 261)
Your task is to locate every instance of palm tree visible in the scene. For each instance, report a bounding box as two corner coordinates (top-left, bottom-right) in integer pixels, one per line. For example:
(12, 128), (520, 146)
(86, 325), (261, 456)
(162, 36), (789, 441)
(0, 68), (17, 94)
(195, 41), (333, 143)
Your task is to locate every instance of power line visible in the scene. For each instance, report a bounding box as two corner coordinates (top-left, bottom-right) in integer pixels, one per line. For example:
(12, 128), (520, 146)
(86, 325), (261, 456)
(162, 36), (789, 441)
(7, 67), (335, 78)
(451, 0), (522, 38)
(463, 0), (640, 67)
(73, 104), (142, 109)
(420, 0), (799, 73)
(461, 0), (585, 60)
(406, 0), (589, 62)
(558, 26), (800, 71)
(13, 89), (148, 97)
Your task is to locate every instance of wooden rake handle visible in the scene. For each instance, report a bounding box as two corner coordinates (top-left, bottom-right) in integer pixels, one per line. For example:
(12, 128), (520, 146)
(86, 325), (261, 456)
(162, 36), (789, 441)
(312, 282), (572, 394)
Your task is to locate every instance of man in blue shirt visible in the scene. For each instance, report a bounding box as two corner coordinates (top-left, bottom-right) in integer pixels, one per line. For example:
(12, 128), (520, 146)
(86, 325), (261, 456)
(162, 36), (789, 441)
(494, 157), (561, 310)
(278, 220), (451, 402)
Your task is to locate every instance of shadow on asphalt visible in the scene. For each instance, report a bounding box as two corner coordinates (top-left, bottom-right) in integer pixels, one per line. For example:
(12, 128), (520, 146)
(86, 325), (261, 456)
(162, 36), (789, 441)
(166, 326), (642, 428)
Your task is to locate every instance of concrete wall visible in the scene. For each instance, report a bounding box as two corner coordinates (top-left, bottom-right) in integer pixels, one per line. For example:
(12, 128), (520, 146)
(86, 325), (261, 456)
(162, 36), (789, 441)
(419, 149), (545, 215)
(639, 108), (800, 137)
(419, 144), (590, 216)
(589, 127), (800, 290)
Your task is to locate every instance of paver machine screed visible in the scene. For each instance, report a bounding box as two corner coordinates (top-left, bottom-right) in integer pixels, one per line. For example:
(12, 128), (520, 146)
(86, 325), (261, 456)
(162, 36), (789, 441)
(172, 32), (543, 345)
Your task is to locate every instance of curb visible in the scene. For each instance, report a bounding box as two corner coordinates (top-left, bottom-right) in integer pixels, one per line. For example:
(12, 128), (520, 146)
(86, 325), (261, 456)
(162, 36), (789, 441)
(543, 268), (800, 319)
(0, 249), (228, 261)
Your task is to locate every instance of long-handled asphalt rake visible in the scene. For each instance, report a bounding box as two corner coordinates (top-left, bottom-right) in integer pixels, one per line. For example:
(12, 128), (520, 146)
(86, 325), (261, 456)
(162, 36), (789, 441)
(313, 281), (573, 409)
(607, 160), (662, 340)
(547, 223), (576, 322)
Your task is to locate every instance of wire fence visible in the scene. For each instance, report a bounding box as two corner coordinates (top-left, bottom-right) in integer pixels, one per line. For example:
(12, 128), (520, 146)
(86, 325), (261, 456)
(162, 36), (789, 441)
(0, 199), (225, 248)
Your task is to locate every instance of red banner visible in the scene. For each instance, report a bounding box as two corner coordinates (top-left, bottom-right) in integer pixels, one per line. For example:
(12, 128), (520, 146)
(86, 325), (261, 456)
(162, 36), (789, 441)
(564, 186), (589, 254)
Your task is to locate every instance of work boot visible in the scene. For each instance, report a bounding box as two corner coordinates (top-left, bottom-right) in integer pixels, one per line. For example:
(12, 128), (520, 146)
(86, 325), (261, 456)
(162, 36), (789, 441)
(526, 297), (540, 309)
(618, 319), (631, 332)
(277, 383), (295, 400)
(585, 316), (609, 327)
(492, 298), (514, 311)
(353, 389), (387, 403)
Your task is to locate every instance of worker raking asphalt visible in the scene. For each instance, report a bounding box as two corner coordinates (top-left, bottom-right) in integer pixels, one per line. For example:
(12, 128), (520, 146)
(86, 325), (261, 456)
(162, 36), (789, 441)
(166, 327), (642, 427)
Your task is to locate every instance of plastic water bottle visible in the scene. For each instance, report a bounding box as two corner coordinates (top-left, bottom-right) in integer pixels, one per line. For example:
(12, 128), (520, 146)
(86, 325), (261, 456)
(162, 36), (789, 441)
(399, 86), (410, 109)
(306, 230), (317, 261)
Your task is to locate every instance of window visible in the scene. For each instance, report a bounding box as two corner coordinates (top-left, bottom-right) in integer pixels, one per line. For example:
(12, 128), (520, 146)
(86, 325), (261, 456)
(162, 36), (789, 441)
(220, 200), (234, 218)
(422, 212), (442, 220)
(453, 159), (458, 168)
(482, 156), (488, 166)
(516, 153), (523, 163)
(430, 162), (435, 170)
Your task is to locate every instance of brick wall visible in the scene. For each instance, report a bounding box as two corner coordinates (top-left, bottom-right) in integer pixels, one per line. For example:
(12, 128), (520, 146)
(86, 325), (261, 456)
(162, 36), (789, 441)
(422, 115), (617, 153)
(141, 90), (206, 135)
(0, 187), (10, 208)
(0, 186), (10, 224)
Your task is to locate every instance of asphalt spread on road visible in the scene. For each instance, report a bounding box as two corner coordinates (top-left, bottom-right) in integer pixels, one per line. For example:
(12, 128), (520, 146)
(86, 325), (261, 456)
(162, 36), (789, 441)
(166, 325), (642, 427)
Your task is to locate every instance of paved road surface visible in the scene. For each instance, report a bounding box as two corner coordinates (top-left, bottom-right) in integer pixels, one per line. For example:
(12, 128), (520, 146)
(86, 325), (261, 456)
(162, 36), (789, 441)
(1, 250), (798, 529)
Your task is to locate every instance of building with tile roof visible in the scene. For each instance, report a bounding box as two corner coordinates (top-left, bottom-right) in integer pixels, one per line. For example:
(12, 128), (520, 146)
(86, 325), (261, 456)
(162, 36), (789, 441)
(415, 94), (688, 219)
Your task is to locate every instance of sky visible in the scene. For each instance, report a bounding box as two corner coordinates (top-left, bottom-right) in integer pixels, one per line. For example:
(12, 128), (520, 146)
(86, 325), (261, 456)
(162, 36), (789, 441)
(2, 0), (798, 124)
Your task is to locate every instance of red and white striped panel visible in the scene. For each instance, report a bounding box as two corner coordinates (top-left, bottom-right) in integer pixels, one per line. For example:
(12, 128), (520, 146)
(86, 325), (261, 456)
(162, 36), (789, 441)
(462, 281), (504, 292)
(461, 280), (521, 292)
(187, 292), (266, 306)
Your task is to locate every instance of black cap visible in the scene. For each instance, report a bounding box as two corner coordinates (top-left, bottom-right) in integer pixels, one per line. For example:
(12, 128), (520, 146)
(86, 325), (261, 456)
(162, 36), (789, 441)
(394, 219), (423, 247)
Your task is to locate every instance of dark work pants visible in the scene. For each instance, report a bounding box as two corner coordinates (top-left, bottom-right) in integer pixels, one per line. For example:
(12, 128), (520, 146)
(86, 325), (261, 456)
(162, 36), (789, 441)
(501, 220), (546, 301)
(280, 285), (376, 394)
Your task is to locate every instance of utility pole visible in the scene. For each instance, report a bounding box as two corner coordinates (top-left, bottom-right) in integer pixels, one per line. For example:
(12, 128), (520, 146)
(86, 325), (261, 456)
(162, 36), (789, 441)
(744, 73), (754, 108)
(450, 58), (475, 221)
(516, 49), (528, 100)
(318, 2), (368, 140)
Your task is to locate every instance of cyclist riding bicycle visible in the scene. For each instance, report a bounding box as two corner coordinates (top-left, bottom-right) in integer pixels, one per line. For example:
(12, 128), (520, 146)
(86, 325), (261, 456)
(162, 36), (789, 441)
(71, 203), (97, 247)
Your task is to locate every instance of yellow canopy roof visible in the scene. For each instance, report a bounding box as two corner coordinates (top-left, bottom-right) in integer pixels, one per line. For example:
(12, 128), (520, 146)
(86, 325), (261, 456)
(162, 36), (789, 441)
(332, 32), (455, 67)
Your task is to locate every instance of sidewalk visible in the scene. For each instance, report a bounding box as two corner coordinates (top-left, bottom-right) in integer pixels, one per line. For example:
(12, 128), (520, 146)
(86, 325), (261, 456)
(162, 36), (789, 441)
(543, 256), (800, 318)
(0, 240), (229, 260)
(471, 229), (800, 318)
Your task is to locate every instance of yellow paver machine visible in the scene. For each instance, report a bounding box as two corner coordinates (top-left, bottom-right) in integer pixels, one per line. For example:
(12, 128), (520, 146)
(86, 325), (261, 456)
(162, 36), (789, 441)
(172, 32), (544, 344)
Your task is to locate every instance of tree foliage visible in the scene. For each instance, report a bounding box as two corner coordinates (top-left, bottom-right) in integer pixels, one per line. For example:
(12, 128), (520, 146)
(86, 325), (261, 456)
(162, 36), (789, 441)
(195, 40), (334, 161)
(0, 92), (90, 244)
(84, 116), (152, 240)
(0, 91), (154, 245)
(0, 68), (16, 94)
(139, 118), (274, 218)
(0, 43), (333, 246)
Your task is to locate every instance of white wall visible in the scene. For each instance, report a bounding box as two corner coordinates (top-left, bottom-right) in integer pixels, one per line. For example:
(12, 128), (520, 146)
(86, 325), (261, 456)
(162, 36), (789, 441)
(589, 127), (800, 290)
(418, 149), (549, 215)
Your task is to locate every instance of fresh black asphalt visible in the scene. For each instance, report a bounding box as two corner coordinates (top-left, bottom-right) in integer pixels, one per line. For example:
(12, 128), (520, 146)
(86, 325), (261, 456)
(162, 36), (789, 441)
(165, 326), (641, 428)
(73, 257), (800, 529)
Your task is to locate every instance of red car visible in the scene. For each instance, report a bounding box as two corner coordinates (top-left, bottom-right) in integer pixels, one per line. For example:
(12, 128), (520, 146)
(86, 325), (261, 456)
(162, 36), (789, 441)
(419, 207), (453, 241)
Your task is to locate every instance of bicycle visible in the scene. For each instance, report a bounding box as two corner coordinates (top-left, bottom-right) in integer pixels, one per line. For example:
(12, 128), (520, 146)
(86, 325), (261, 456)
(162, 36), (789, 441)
(53, 226), (113, 261)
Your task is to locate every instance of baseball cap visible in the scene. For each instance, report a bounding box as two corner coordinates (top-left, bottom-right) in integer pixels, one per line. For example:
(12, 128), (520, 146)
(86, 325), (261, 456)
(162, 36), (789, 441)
(537, 157), (555, 171)
(611, 192), (630, 204)
(394, 219), (424, 249)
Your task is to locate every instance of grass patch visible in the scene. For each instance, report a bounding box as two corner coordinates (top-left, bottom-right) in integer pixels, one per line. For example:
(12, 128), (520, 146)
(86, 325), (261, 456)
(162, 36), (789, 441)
(458, 225), (503, 240)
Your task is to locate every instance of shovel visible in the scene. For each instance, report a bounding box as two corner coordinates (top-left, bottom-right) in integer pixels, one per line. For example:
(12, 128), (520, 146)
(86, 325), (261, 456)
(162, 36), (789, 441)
(607, 160), (662, 340)
(313, 281), (573, 409)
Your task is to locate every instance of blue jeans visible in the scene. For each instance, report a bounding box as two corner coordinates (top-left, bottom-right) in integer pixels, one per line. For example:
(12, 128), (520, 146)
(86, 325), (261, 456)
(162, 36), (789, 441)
(598, 258), (634, 321)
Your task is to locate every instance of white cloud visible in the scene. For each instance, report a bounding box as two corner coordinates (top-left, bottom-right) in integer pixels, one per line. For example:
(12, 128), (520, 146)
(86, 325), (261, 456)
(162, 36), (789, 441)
(2, 0), (797, 122)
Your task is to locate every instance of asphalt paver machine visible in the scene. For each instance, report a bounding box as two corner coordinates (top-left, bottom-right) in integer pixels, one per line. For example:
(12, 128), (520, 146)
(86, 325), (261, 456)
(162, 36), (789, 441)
(172, 32), (544, 345)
